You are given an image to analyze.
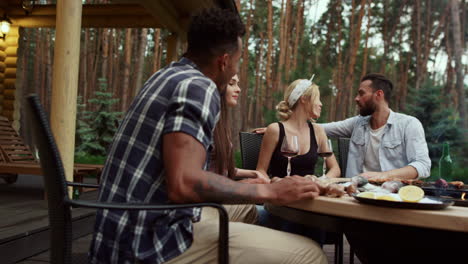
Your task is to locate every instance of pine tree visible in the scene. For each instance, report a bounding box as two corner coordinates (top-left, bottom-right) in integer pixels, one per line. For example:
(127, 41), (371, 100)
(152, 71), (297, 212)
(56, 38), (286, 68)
(80, 78), (123, 156)
(405, 80), (464, 175)
(75, 96), (94, 155)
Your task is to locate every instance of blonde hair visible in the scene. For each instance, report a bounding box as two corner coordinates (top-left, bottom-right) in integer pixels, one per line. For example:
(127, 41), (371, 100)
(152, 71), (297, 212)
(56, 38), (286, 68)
(276, 79), (320, 121)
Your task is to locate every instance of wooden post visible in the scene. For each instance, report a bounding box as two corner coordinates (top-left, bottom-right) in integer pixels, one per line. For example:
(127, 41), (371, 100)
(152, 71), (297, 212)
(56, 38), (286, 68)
(166, 33), (180, 65)
(50, 0), (82, 198)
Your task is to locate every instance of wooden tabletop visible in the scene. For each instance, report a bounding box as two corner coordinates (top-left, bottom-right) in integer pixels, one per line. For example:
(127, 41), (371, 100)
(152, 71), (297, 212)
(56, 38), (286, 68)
(269, 196), (468, 233)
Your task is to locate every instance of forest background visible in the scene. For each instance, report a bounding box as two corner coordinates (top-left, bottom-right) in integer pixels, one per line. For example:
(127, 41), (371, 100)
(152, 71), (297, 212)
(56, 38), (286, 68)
(18, 0), (467, 182)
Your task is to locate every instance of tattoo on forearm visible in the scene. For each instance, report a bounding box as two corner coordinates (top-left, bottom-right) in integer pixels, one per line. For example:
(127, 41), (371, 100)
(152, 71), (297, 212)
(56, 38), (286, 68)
(193, 172), (260, 204)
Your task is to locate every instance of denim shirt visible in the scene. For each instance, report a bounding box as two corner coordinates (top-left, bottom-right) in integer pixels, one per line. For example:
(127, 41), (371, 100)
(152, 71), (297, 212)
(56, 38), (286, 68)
(321, 110), (431, 179)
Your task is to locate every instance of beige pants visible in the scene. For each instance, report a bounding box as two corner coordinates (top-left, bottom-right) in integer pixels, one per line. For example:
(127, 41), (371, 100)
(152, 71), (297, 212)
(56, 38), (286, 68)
(165, 204), (328, 264)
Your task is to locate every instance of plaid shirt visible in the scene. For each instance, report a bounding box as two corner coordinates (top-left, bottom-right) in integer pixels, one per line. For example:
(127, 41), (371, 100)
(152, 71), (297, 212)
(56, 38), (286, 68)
(89, 57), (220, 264)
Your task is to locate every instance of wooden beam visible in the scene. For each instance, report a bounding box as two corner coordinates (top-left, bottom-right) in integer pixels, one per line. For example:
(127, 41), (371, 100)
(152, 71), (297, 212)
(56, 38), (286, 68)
(11, 15), (161, 28)
(50, 0), (82, 197)
(7, 4), (161, 28)
(6, 4), (150, 16)
(136, 0), (184, 34)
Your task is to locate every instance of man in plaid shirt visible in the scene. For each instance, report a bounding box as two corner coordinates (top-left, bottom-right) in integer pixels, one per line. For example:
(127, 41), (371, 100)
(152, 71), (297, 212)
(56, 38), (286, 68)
(89, 8), (326, 264)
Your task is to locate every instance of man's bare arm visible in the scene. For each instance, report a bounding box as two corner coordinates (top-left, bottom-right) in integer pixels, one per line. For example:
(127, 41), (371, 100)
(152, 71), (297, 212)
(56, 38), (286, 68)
(163, 132), (320, 205)
(360, 166), (418, 181)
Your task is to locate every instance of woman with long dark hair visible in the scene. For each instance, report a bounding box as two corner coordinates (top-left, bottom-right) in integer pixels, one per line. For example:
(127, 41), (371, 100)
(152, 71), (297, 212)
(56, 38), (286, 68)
(211, 74), (269, 182)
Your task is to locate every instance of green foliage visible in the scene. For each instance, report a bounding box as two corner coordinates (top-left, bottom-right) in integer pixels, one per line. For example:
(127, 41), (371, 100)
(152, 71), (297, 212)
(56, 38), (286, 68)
(74, 154), (107, 166)
(75, 78), (123, 157)
(234, 150), (242, 168)
(405, 80), (467, 182)
(262, 91), (282, 126)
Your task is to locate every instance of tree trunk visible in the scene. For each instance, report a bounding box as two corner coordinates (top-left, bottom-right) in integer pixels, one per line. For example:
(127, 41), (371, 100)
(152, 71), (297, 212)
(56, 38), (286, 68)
(240, 0), (254, 131)
(108, 29), (114, 92)
(334, 2), (345, 121)
(283, 0), (293, 83)
(265, 0), (274, 109)
(361, 0), (372, 79)
(414, 0), (422, 90)
(121, 28), (133, 111)
(291, 0), (305, 72)
(345, 0), (366, 117)
(153, 28), (161, 73)
(101, 28), (109, 79)
(444, 24), (456, 106)
(250, 33), (265, 127)
(133, 28), (148, 97)
(450, 0), (467, 130)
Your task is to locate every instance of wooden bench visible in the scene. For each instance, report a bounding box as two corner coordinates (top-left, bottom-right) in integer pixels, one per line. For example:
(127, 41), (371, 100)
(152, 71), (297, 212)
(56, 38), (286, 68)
(0, 116), (102, 184)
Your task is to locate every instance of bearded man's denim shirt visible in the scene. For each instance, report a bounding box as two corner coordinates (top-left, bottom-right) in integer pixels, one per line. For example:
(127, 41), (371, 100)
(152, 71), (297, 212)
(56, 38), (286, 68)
(321, 110), (431, 179)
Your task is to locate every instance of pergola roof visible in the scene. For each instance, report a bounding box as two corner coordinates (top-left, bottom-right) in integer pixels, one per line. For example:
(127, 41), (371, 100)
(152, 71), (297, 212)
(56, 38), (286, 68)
(0, 0), (239, 188)
(1, 0), (237, 35)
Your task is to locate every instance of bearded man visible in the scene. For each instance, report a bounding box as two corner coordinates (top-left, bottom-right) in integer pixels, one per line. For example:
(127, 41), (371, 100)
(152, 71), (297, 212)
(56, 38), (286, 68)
(321, 73), (431, 181)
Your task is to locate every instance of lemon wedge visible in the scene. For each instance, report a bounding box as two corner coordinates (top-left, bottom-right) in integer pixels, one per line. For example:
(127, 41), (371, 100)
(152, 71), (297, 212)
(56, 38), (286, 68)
(376, 194), (399, 202)
(357, 192), (376, 199)
(398, 185), (424, 202)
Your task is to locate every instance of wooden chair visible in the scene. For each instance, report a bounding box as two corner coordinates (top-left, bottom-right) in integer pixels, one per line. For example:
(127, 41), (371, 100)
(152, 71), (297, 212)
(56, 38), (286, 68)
(26, 94), (229, 264)
(0, 115), (103, 184)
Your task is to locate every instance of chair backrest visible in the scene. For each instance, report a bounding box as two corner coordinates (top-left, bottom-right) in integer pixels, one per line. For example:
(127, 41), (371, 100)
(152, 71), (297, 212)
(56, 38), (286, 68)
(239, 132), (263, 170)
(26, 94), (72, 264)
(337, 138), (350, 178)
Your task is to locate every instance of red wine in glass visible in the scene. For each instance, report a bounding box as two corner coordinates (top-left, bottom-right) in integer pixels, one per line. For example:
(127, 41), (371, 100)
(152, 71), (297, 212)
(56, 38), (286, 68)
(281, 150), (299, 158)
(280, 135), (299, 176)
(319, 139), (333, 176)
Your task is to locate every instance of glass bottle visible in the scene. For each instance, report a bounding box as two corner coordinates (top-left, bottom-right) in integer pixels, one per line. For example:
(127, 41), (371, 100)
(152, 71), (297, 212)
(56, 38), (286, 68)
(73, 187), (80, 199)
(438, 142), (452, 179)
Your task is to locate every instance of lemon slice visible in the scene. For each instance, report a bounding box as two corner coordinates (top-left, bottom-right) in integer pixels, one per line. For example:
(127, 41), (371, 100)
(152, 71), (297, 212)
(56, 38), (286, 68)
(357, 192), (376, 199)
(398, 185), (424, 202)
(376, 195), (399, 202)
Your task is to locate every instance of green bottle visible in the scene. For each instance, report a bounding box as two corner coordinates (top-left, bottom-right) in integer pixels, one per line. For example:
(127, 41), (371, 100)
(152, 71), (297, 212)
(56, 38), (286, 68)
(73, 187), (80, 199)
(438, 142), (452, 179)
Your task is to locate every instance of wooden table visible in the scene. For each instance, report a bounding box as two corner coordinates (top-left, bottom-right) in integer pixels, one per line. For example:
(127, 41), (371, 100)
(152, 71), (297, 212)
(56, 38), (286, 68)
(266, 196), (468, 264)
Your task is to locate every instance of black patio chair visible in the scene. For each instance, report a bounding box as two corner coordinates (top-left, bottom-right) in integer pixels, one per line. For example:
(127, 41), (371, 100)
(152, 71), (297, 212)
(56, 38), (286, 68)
(239, 132), (348, 264)
(26, 94), (229, 264)
(336, 137), (354, 264)
(337, 137), (350, 178)
(239, 132), (264, 170)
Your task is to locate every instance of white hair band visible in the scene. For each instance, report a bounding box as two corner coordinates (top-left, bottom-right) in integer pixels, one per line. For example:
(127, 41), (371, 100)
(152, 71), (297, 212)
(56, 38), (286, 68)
(287, 75), (315, 107)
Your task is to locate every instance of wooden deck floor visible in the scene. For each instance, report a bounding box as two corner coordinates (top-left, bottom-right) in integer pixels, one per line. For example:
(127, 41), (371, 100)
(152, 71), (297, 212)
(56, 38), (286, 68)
(0, 174), (97, 264)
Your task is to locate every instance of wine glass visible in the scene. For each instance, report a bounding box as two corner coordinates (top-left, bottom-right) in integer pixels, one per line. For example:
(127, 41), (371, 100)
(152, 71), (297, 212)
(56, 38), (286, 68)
(318, 139), (333, 177)
(280, 135), (299, 176)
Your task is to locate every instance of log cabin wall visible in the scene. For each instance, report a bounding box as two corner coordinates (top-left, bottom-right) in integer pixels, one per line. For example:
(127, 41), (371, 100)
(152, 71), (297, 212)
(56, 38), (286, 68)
(0, 33), (5, 119)
(2, 26), (19, 131)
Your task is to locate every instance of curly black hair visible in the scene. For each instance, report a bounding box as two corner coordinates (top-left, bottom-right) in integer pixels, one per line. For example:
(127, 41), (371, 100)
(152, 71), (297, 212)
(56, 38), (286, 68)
(361, 73), (393, 103)
(187, 8), (245, 62)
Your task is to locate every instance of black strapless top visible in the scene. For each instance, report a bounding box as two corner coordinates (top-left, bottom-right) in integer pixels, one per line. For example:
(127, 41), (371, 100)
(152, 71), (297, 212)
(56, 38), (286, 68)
(268, 122), (318, 178)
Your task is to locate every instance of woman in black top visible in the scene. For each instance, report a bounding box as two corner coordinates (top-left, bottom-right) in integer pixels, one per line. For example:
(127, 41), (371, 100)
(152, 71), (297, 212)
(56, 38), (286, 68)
(257, 78), (340, 179)
(255, 78), (340, 245)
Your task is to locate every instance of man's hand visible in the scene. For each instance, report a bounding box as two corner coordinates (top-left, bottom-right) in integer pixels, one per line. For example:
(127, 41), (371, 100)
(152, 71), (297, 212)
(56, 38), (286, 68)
(359, 171), (389, 182)
(238, 177), (270, 184)
(251, 127), (267, 134)
(267, 176), (321, 205)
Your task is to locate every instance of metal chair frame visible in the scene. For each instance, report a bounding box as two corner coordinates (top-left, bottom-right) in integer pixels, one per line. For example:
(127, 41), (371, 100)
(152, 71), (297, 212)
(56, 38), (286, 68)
(26, 94), (229, 264)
